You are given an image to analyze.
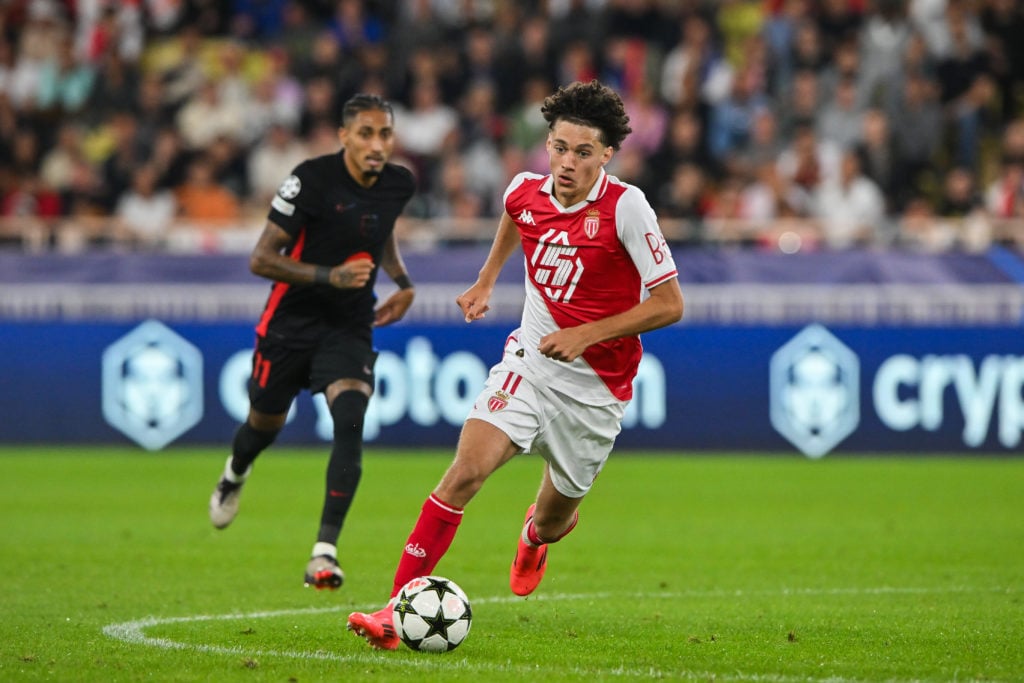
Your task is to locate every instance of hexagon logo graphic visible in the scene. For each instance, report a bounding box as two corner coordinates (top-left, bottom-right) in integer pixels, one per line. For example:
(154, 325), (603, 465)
(770, 324), (859, 458)
(102, 320), (203, 450)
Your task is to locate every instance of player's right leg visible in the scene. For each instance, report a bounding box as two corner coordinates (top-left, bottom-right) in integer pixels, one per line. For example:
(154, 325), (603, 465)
(209, 412), (283, 528)
(346, 599), (400, 650)
(210, 339), (304, 529)
(348, 419), (520, 650)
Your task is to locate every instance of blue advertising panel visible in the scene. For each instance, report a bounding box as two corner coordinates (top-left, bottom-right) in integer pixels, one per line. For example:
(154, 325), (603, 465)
(1, 320), (1021, 456)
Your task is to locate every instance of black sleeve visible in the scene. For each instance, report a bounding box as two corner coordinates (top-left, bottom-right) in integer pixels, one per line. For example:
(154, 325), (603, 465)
(267, 160), (318, 237)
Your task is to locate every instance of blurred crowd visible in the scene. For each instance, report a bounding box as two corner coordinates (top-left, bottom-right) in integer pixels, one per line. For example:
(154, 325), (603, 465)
(1, 0), (1023, 253)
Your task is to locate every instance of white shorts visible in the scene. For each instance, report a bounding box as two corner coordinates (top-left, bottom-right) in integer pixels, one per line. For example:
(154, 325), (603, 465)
(467, 361), (627, 498)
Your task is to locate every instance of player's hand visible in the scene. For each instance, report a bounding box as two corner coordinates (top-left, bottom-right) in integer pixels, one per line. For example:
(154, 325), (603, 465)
(332, 252), (374, 289)
(456, 282), (492, 323)
(537, 328), (592, 362)
(374, 288), (414, 326)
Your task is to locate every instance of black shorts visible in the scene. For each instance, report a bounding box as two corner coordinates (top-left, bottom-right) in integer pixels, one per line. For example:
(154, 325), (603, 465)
(248, 328), (377, 414)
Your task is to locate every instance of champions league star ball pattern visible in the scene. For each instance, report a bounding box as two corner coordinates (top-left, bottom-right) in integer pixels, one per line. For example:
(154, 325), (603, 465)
(392, 576), (472, 652)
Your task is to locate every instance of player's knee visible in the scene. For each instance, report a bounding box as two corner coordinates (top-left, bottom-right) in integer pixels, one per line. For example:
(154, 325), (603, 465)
(330, 390), (369, 438)
(235, 421), (279, 455)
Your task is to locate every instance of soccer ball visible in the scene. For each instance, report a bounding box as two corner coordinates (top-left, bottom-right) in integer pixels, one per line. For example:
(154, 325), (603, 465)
(392, 575), (472, 652)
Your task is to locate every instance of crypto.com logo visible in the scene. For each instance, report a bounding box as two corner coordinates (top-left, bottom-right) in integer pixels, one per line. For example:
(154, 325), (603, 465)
(102, 320), (203, 450)
(770, 324), (859, 458)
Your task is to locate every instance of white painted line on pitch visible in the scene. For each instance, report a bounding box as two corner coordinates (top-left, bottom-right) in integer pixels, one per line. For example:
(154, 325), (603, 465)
(101, 586), (1005, 682)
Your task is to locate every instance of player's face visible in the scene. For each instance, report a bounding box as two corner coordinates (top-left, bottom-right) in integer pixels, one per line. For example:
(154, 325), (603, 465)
(338, 108), (395, 186)
(546, 119), (614, 207)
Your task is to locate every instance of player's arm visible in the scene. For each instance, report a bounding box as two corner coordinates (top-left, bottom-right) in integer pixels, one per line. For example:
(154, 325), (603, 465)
(374, 230), (415, 326)
(538, 278), (684, 363)
(249, 220), (372, 289)
(456, 211), (521, 323)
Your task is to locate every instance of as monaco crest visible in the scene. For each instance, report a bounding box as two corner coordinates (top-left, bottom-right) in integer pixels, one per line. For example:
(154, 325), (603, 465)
(487, 390), (510, 412)
(583, 210), (600, 239)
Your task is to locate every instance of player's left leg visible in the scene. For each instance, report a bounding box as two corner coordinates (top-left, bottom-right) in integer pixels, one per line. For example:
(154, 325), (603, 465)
(510, 468), (581, 596)
(305, 378), (372, 590)
(509, 388), (625, 595)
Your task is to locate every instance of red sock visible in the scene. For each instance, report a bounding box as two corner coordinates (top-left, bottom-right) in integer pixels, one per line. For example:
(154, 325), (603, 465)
(390, 494), (464, 597)
(527, 509), (579, 546)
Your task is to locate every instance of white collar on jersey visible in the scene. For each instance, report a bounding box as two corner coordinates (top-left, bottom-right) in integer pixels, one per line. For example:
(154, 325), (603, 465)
(540, 168), (610, 211)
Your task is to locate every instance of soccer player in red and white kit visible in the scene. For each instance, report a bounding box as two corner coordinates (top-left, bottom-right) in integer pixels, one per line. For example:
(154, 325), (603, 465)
(348, 80), (684, 650)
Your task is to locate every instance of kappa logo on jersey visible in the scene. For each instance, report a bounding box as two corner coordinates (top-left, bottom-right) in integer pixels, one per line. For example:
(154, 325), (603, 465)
(518, 209), (536, 225)
(487, 390), (510, 412)
(583, 209), (600, 238)
(278, 175), (301, 199)
(531, 229), (583, 302)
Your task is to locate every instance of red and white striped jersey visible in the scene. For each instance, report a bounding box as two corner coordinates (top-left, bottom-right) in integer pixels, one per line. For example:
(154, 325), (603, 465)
(500, 169), (678, 403)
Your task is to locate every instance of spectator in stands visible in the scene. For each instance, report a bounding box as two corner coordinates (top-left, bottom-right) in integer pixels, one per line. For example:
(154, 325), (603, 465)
(114, 163), (177, 249)
(932, 166), (993, 250)
(100, 111), (146, 211)
(36, 35), (95, 118)
(391, 78), (458, 175)
(790, 17), (830, 77)
(505, 74), (553, 156)
(278, 0), (322, 69)
(859, 0), (912, 110)
(157, 25), (207, 108)
(816, 0), (863, 47)
(708, 64), (769, 164)
(980, 0), (1024, 122)
(776, 68), (821, 139)
(497, 14), (557, 110)
(762, 0), (813, 97)
(937, 165), (980, 214)
(726, 107), (782, 181)
(149, 126), (190, 191)
(936, 166), (988, 247)
(817, 76), (865, 150)
(895, 193), (959, 252)
(9, 2), (65, 112)
(84, 53), (139, 127)
(854, 108), (903, 212)
(206, 135), (249, 201)
(298, 75), (341, 137)
(776, 121), (842, 216)
(176, 78), (246, 151)
(657, 161), (710, 243)
(175, 154), (240, 225)
(620, 81), (669, 162)
(889, 70), (943, 200)
(983, 156), (1024, 222)
(660, 13), (732, 111)
(648, 108), (719, 207)
(812, 148), (887, 248)
(39, 121), (82, 200)
(935, 8), (996, 171)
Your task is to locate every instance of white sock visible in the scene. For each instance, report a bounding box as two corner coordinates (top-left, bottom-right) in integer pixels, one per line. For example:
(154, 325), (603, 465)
(223, 456), (248, 483)
(312, 542), (337, 559)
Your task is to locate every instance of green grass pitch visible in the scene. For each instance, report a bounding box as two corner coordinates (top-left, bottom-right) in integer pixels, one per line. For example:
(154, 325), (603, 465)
(0, 447), (1021, 682)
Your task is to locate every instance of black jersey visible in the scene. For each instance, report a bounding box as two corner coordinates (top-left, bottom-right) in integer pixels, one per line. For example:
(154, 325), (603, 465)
(255, 151), (415, 347)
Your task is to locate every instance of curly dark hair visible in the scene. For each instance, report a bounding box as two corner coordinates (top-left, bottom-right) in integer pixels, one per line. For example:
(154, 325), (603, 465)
(540, 80), (632, 151)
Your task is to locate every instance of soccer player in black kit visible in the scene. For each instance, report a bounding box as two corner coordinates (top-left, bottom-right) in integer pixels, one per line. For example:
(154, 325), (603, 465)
(209, 93), (417, 589)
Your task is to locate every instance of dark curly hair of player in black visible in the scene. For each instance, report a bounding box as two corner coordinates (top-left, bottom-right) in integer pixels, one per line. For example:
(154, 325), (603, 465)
(341, 93), (394, 126)
(540, 80), (632, 151)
